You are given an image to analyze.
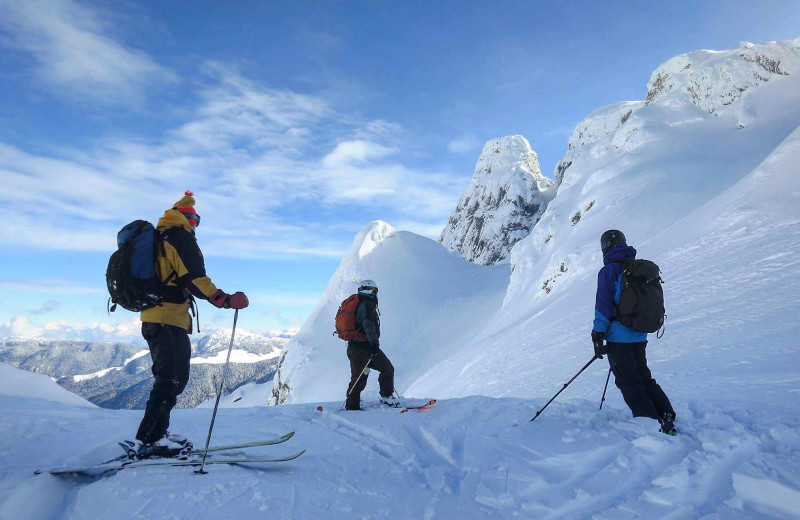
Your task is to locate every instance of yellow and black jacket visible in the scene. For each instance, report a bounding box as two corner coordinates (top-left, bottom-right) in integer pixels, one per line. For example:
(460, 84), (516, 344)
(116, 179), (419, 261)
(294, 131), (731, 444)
(140, 209), (219, 332)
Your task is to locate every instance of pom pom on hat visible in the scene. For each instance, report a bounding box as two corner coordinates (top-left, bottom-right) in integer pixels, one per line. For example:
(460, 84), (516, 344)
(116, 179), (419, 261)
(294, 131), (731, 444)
(173, 190), (195, 211)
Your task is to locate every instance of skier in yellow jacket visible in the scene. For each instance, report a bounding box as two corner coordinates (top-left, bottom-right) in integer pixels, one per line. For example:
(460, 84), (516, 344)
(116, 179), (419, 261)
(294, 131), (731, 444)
(135, 191), (248, 457)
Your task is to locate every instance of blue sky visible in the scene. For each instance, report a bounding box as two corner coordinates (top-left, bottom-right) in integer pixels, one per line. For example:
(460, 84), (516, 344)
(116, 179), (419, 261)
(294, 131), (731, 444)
(1, 0), (798, 342)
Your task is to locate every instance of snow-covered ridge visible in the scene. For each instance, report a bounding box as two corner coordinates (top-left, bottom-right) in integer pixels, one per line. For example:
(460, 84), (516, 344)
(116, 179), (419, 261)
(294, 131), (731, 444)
(191, 349), (282, 365)
(193, 328), (287, 357)
(270, 220), (509, 405)
(439, 135), (554, 265)
(645, 39), (800, 113)
(565, 101), (644, 153)
(555, 38), (800, 186)
(72, 349), (149, 382)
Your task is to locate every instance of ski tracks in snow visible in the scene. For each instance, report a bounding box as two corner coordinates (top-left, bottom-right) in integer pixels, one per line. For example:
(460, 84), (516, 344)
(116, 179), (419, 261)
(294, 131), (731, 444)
(3, 394), (800, 519)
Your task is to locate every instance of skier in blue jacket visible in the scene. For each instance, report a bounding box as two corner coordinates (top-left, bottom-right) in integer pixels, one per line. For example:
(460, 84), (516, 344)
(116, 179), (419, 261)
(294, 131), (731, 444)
(592, 230), (676, 435)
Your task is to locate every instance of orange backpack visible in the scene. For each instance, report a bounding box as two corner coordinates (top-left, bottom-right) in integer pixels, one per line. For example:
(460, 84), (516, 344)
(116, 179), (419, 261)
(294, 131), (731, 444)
(334, 294), (365, 341)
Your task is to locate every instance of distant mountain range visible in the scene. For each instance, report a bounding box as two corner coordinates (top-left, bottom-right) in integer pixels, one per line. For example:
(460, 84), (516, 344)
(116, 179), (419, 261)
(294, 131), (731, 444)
(0, 328), (288, 409)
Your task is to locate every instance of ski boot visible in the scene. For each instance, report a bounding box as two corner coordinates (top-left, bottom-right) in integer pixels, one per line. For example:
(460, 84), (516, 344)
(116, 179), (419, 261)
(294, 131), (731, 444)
(659, 412), (677, 436)
(120, 433), (193, 460)
(380, 395), (400, 408)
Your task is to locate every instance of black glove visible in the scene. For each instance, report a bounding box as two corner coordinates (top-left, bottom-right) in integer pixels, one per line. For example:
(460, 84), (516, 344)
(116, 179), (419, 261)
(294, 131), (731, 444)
(591, 331), (608, 359)
(369, 341), (380, 355)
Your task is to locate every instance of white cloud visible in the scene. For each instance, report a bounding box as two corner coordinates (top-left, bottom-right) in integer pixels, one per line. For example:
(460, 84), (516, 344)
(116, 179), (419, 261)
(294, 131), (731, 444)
(392, 220), (449, 240)
(0, 316), (44, 337)
(0, 279), (104, 295)
(322, 140), (397, 168)
(0, 314), (297, 345)
(0, 315), (144, 344)
(0, 0), (175, 104)
(447, 137), (482, 154)
(0, 66), (466, 258)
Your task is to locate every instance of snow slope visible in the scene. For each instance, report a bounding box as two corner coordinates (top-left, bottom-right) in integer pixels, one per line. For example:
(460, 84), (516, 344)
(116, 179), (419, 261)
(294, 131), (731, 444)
(2, 38), (800, 519)
(270, 220), (510, 404)
(0, 363), (93, 408)
(2, 363), (800, 519)
(406, 38), (800, 403)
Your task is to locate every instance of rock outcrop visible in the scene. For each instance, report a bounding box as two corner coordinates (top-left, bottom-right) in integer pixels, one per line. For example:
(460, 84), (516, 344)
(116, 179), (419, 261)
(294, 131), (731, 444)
(439, 135), (555, 265)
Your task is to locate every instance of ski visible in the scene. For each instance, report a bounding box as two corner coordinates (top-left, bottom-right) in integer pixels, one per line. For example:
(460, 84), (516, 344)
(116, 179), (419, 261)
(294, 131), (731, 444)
(117, 431), (295, 460)
(400, 399), (436, 413)
(196, 431), (295, 454)
(36, 450), (306, 476)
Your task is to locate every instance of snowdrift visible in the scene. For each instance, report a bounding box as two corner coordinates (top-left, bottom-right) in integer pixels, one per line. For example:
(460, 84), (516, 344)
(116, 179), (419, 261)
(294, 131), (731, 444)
(0, 362), (93, 408)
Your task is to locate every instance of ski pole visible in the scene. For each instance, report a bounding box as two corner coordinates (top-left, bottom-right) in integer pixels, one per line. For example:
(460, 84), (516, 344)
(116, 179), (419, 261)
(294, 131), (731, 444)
(530, 356), (598, 423)
(338, 356), (373, 412)
(599, 367), (612, 410)
(196, 309), (239, 475)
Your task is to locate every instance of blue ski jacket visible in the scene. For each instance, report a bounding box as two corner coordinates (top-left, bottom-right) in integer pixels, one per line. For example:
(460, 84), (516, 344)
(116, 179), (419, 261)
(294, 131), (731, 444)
(592, 244), (648, 343)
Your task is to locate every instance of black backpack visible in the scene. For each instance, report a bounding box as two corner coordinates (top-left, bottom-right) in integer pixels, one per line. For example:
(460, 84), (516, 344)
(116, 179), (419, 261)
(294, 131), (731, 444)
(106, 220), (165, 312)
(616, 259), (666, 334)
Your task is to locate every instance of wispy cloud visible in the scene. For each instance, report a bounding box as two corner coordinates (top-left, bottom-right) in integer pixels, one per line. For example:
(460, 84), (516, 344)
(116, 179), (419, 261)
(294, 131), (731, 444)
(0, 0), (175, 104)
(29, 300), (61, 315)
(322, 140), (397, 168)
(0, 65), (464, 258)
(447, 136), (483, 155)
(0, 279), (105, 295)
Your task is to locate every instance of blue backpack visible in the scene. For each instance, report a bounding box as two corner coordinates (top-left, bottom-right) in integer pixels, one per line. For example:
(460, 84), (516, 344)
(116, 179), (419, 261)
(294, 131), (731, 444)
(106, 220), (165, 312)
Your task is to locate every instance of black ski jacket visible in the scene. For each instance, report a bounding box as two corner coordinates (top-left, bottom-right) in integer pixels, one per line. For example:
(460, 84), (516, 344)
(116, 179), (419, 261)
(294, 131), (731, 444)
(350, 293), (380, 347)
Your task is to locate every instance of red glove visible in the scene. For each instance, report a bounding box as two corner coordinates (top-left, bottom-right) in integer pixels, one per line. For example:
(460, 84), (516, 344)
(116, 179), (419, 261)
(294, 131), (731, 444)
(229, 291), (249, 309)
(209, 290), (249, 309)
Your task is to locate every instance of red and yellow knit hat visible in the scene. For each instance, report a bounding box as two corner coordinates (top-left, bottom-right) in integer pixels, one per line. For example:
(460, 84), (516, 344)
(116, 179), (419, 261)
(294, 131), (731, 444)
(173, 190), (199, 228)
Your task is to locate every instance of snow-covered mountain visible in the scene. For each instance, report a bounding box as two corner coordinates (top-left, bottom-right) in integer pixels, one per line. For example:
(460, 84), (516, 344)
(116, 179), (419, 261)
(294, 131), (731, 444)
(2, 38), (800, 519)
(0, 330), (287, 408)
(274, 38), (800, 408)
(439, 135), (555, 265)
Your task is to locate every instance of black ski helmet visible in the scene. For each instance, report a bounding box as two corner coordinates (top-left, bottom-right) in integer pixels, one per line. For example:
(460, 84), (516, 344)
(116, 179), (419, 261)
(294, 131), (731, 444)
(600, 229), (626, 255)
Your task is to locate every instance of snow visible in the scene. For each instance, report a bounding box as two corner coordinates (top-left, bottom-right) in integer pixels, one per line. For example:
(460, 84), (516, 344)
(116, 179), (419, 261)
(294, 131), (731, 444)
(0, 363), (93, 408)
(406, 39), (800, 403)
(2, 38), (800, 519)
(196, 380), (269, 408)
(2, 376), (800, 519)
(191, 348), (282, 365)
(72, 349), (149, 382)
(270, 220), (510, 405)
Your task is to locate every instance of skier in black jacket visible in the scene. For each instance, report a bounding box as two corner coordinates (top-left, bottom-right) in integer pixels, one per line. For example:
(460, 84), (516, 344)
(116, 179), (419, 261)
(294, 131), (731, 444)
(345, 280), (396, 410)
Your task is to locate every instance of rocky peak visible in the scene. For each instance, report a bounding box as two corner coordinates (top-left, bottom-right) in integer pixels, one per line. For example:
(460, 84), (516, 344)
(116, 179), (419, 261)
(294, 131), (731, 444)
(439, 135), (555, 265)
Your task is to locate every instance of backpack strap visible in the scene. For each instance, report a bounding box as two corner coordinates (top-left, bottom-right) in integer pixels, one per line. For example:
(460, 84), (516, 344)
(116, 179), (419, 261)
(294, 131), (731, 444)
(611, 260), (631, 322)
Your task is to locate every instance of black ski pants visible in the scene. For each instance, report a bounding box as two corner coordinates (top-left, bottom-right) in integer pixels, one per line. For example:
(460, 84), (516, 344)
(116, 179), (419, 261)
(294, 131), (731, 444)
(607, 341), (674, 421)
(136, 323), (191, 443)
(346, 342), (394, 409)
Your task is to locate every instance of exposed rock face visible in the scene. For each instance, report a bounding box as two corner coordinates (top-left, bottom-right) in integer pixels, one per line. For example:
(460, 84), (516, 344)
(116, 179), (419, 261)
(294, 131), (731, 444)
(439, 135), (555, 265)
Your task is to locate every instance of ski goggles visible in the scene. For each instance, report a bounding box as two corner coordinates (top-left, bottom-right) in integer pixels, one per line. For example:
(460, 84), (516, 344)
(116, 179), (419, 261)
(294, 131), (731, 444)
(180, 211), (200, 228)
(360, 286), (378, 293)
